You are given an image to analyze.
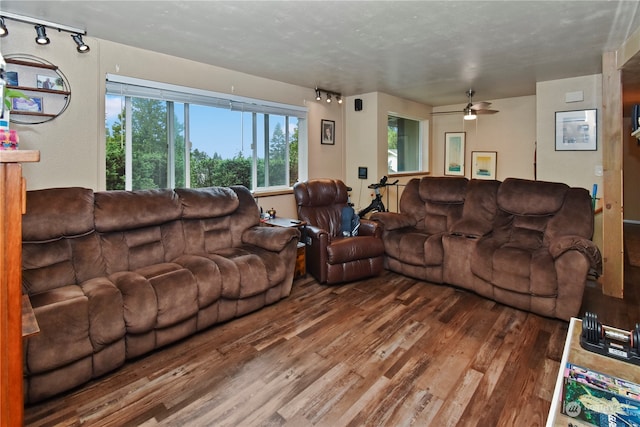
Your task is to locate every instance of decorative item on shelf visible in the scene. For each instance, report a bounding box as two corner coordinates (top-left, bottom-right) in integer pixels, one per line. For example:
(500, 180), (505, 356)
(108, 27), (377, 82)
(0, 128), (19, 150)
(1, 87), (29, 131)
(267, 207), (276, 219)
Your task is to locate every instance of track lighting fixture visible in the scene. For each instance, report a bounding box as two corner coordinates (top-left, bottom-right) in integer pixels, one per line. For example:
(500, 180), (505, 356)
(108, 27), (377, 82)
(71, 34), (90, 53)
(1, 12), (90, 53)
(35, 25), (50, 45)
(0, 18), (7, 37)
(314, 88), (342, 106)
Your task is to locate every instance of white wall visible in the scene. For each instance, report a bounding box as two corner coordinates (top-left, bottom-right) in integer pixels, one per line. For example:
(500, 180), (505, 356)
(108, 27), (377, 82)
(344, 92), (432, 210)
(536, 75), (603, 193)
(432, 95), (537, 181)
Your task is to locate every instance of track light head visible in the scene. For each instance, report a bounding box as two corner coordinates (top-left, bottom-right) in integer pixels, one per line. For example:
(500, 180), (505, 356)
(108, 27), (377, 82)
(71, 33), (90, 52)
(315, 88), (321, 101)
(35, 25), (49, 45)
(0, 18), (8, 37)
(336, 95), (342, 104)
(326, 93), (332, 103)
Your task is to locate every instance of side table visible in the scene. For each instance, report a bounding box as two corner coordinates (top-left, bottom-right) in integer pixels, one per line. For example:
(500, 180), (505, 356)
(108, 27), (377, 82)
(261, 217), (306, 279)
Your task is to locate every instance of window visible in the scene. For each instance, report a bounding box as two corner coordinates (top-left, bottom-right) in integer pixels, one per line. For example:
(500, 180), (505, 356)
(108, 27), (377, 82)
(387, 115), (422, 173)
(105, 75), (306, 191)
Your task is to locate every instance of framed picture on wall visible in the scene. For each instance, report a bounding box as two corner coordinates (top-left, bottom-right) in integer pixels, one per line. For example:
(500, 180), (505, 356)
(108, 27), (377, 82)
(555, 109), (597, 151)
(444, 132), (465, 176)
(321, 119), (335, 145)
(471, 151), (497, 180)
(12, 96), (43, 113)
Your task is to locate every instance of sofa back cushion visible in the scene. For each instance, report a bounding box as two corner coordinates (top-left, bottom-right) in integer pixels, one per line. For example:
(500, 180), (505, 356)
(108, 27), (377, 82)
(492, 178), (596, 251)
(294, 179), (349, 237)
(177, 186), (258, 254)
(22, 187), (105, 295)
(418, 177), (468, 234)
(497, 178), (568, 216)
(451, 179), (501, 237)
(95, 189), (185, 273)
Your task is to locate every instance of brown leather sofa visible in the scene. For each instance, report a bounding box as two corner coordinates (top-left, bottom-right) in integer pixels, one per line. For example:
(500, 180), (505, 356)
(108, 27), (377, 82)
(293, 179), (385, 284)
(372, 176), (601, 321)
(21, 185), (300, 403)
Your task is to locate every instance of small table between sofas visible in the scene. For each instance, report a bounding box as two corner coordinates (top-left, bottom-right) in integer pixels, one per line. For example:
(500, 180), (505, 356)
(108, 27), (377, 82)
(547, 317), (640, 426)
(262, 217), (306, 279)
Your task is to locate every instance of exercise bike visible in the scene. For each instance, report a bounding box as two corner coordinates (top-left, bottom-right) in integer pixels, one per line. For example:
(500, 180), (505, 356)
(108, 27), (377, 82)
(358, 175), (398, 218)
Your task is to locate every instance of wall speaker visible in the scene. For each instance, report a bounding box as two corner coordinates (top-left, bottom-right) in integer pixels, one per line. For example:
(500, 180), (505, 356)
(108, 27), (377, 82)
(355, 98), (363, 111)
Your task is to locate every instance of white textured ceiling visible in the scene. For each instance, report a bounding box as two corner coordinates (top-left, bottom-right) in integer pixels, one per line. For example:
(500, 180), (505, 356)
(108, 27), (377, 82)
(1, 1), (640, 106)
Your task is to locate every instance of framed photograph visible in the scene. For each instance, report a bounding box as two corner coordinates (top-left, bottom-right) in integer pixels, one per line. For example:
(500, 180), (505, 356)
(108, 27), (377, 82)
(321, 119), (335, 145)
(555, 109), (597, 151)
(12, 96), (43, 113)
(444, 132), (465, 176)
(36, 74), (64, 90)
(4, 71), (18, 86)
(471, 151), (497, 180)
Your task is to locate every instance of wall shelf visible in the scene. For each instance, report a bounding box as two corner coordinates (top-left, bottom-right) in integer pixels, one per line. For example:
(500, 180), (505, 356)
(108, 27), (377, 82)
(4, 54), (71, 125)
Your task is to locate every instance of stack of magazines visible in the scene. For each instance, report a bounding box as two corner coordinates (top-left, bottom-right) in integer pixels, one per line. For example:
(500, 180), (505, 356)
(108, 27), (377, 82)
(561, 363), (640, 426)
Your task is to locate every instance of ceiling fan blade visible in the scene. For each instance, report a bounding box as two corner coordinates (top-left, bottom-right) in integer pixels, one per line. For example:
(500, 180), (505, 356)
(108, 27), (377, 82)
(471, 101), (492, 110)
(475, 109), (499, 115)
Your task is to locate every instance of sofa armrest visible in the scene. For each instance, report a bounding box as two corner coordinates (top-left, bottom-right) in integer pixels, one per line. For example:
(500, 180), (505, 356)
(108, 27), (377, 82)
(548, 235), (602, 275)
(242, 226), (300, 252)
(370, 212), (416, 231)
(358, 218), (381, 238)
(303, 225), (329, 282)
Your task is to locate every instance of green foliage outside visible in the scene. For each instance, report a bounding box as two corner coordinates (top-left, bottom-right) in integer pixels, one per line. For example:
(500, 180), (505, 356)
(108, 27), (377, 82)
(105, 99), (298, 190)
(388, 126), (397, 149)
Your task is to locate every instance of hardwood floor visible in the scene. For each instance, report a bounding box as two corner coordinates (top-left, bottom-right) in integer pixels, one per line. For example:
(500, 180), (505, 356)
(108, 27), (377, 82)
(24, 267), (640, 427)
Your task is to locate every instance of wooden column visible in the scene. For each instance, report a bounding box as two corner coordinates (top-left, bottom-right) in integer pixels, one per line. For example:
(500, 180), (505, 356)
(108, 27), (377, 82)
(0, 150), (39, 426)
(601, 52), (624, 298)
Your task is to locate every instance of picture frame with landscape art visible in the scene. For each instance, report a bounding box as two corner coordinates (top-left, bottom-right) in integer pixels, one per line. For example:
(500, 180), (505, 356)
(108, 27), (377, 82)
(444, 132), (465, 176)
(555, 109), (597, 151)
(471, 151), (497, 180)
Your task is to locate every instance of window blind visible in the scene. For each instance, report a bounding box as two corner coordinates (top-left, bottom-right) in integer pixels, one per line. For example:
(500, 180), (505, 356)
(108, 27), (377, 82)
(106, 74), (307, 118)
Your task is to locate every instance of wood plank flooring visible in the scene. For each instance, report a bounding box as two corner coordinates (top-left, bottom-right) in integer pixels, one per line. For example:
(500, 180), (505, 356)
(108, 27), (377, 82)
(23, 267), (640, 427)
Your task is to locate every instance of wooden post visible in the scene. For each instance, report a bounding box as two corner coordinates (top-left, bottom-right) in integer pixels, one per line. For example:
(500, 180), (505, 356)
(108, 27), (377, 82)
(601, 52), (624, 298)
(0, 150), (39, 426)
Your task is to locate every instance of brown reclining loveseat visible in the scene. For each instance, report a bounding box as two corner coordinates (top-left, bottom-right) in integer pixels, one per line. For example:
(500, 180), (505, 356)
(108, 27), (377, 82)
(372, 176), (601, 321)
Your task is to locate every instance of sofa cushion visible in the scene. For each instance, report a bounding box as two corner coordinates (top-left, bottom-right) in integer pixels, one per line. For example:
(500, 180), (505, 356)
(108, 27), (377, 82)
(498, 178), (568, 216)
(23, 233), (105, 295)
(23, 187), (95, 242)
(176, 186), (239, 218)
(326, 236), (385, 264)
(95, 189), (182, 232)
(26, 286), (93, 374)
(419, 177), (467, 235)
(451, 179), (501, 237)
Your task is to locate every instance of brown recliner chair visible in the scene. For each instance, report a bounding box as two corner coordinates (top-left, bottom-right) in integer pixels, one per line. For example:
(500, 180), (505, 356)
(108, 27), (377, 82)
(293, 179), (385, 284)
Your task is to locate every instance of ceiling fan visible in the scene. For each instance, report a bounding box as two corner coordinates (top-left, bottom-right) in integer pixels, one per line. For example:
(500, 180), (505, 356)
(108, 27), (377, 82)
(432, 89), (499, 120)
